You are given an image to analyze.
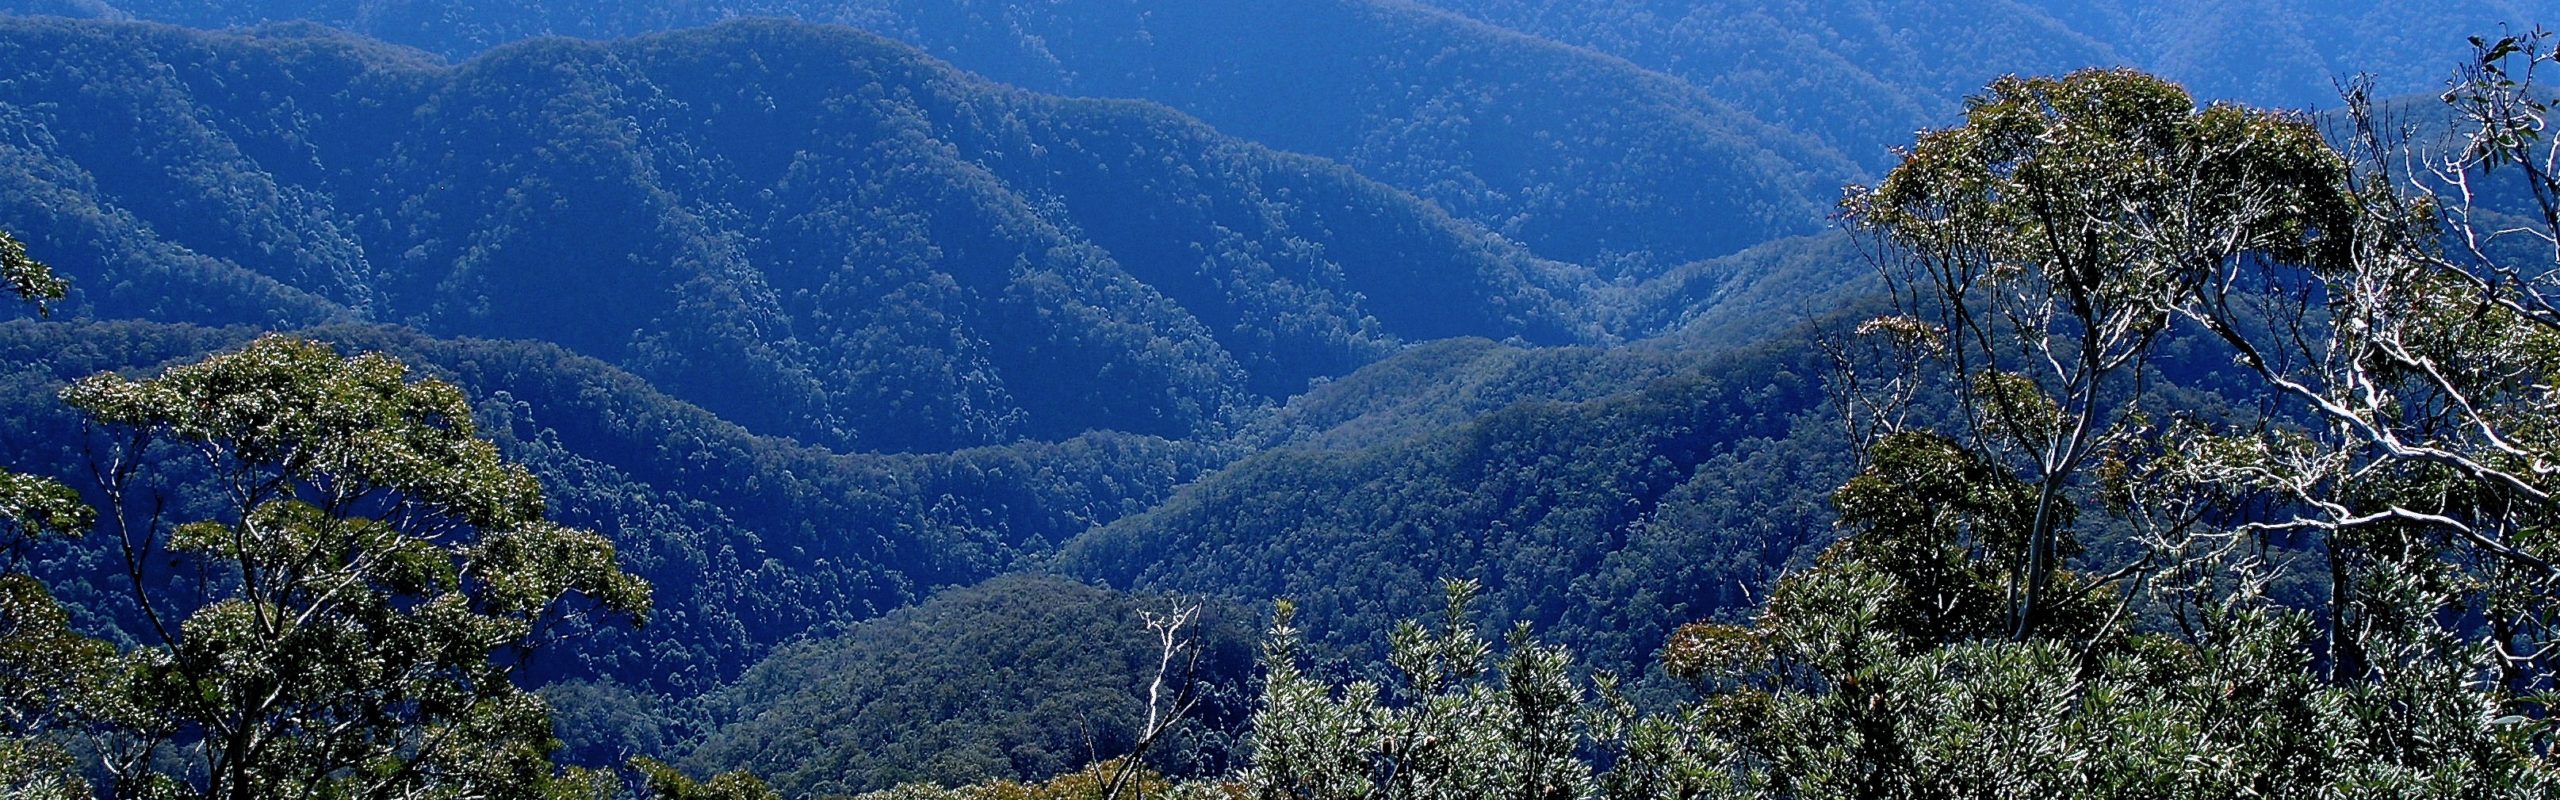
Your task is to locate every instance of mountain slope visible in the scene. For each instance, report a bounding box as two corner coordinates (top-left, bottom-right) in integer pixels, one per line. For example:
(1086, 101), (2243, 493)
(28, 1), (2520, 269)
(3, 0), (1864, 270)
(1417, 0), (2529, 169)
(0, 319), (1228, 693)
(682, 575), (1259, 796)
(0, 16), (1589, 454)
(1054, 331), (1851, 678)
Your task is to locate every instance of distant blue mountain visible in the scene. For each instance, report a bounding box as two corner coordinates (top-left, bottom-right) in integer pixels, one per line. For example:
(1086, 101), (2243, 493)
(0, 15), (1600, 454)
(1421, 0), (2534, 168)
(8, 0), (2521, 270)
(0, 0), (1866, 270)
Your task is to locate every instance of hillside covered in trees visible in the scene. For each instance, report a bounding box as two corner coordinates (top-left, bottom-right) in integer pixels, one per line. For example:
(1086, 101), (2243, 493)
(1, 2), (2557, 798)
(1415, 0), (2536, 168)
(4, 0), (1868, 270)
(0, 16), (1613, 454)
(11, 1), (2529, 269)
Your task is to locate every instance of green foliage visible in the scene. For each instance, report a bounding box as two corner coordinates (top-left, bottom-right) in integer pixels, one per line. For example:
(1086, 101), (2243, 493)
(633, 757), (781, 800)
(1851, 67), (2350, 278)
(15, 334), (651, 798)
(858, 768), (1240, 800)
(0, 317), (1233, 700)
(0, 574), (114, 800)
(69, 336), (535, 528)
(0, 575), (113, 731)
(1839, 66), (2356, 640)
(1677, 568), (2556, 798)
(1240, 516), (2552, 800)
(1822, 430), (2106, 647)
(686, 575), (1258, 798)
(0, 9), (2544, 798)
(1654, 61), (2560, 799)
(1223, 57), (2560, 800)
(0, 229), (65, 315)
(1059, 335), (1845, 678)
(0, 470), (88, 558)
(1244, 582), (1599, 800)
(0, 229), (99, 799)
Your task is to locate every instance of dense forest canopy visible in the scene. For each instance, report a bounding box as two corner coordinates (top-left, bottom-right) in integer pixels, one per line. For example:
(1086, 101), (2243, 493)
(13, 1), (2518, 272)
(0, 16), (1608, 454)
(1416, 1), (2537, 169)
(0, 2), (2556, 798)
(0, 0), (1869, 270)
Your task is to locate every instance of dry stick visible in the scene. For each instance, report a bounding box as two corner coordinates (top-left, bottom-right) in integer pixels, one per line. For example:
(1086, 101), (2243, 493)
(1103, 602), (1203, 800)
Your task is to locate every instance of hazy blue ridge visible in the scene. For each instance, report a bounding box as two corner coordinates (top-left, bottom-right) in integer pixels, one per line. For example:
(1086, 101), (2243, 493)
(0, 0), (1867, 270)
(0, 15), (1596, 456)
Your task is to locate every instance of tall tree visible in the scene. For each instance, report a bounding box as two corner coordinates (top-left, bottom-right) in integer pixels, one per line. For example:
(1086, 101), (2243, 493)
(2160, 27), (2560, 702)
(27, 333), (651, 799)
(0, 230), (96, 799)
(1841, 68), (2353, 639)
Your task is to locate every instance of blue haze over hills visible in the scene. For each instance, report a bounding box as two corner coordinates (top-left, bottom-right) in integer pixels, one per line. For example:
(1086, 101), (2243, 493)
(0, 2), (2541, 793)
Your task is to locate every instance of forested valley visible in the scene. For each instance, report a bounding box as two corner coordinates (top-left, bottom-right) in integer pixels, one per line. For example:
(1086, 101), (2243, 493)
(0, 2), (2557, 798)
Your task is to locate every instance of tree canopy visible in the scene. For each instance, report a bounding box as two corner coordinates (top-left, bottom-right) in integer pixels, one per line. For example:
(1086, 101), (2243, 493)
(8, 332), (650, 799)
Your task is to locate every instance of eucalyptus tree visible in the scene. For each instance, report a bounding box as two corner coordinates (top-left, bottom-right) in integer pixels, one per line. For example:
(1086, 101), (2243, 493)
(0, 229), (79, 566)
(1789, 60), (2560, 795)
(19, 334), (652, 799)
(1215, 47), (2560, 800)
(0, 230), (66, 315)
(0, 231), (98, 799)
(2155, 27), (2560, 711)
(1841, 68), (2354, 640)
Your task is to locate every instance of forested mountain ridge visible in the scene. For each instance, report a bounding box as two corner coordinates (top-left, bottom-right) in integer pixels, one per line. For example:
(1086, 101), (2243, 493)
(2, 3), (2550, 797)
(0, 15), (1595, 456)
(0, 15), (1884, 790)
(1415, 0), (2536, 170)
(0, 318), (1230, 696)
(1054, 330), (1847, 681)
(681, 575), (1261, 797)
(1, 0), (1865, 271)
(11, 1), (2513, 272)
